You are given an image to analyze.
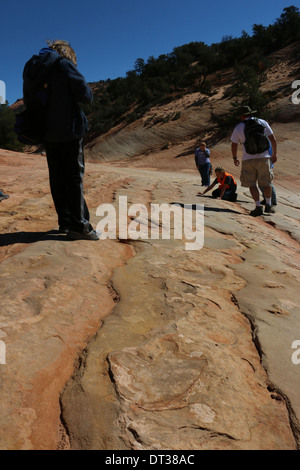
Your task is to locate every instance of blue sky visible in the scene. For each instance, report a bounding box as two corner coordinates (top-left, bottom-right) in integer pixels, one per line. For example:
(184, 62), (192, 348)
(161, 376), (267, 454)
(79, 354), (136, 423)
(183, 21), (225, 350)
(0, 0), (298, 104)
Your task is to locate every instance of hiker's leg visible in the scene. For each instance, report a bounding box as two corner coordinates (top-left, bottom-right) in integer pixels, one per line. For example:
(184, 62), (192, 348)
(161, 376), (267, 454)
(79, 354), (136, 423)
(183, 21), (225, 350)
(249, 185), (260, 204)
(199, 163), (210, 186)
(240, 160), (258, 204)
(257, 159), (274, 205)
(248, 185), (264, 216)
(222, 189), (237, 201)
(62, 139), (93, 233)
(272, 185), (277, 205)
(199, 165), (205, 185)
(212, 188), (221, 198)
(259, 185), (265, 197)
(203, 163), (211, 186)
(263, 185), (272, 199)
(45, 142), (71, 228)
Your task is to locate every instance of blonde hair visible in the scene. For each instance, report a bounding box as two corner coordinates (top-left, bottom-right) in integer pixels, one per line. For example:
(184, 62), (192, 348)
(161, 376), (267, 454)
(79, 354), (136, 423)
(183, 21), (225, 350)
(215, 166), (225, 173)
(47, 39), (77, 66)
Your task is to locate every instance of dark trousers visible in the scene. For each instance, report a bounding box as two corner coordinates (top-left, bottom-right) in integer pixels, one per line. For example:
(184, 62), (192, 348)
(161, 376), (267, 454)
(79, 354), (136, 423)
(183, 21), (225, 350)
(212, 188), (237, 201)
(198, 163), (211, 186)
(45, 139), (92, 233)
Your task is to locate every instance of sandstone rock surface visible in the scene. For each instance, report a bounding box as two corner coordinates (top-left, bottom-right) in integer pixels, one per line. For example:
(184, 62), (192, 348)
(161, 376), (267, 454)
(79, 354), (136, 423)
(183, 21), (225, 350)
(0, 141), (299, 450)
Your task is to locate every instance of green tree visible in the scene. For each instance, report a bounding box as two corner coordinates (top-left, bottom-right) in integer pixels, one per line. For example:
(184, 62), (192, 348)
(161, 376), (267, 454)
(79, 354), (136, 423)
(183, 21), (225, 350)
(134, 58), (145, 76)
(212, 64), (271, 135)
(84, 6), (300, 140)
(273, 5), (300, 45)
(0, 104), (23, 151)
(231, 65), (270, 118)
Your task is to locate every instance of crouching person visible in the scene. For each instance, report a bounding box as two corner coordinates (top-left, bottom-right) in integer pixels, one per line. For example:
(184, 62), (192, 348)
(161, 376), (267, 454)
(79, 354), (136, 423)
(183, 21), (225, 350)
(198, 167), (238, 201)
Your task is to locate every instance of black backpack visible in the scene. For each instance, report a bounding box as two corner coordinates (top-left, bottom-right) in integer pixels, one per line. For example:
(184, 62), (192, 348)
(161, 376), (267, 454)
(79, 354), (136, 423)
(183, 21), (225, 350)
(14, 83), (50, 145)
(14, 54), (61, 145)
(243, 117), (270, 155)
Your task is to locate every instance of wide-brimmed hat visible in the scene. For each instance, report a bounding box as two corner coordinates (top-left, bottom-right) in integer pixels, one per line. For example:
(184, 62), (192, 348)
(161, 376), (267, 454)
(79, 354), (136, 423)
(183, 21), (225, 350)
(239, 105), (257, 116)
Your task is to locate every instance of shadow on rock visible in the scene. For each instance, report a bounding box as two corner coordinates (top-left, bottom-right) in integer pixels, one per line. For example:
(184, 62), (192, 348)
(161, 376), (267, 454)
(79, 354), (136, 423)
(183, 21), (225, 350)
(170, 201), (241, 214)
(0, 230), (67, 247)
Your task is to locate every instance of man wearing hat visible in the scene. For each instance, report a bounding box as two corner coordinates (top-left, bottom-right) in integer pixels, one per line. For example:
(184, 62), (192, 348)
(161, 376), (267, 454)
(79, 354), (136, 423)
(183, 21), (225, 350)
(231, 105), (277, 217)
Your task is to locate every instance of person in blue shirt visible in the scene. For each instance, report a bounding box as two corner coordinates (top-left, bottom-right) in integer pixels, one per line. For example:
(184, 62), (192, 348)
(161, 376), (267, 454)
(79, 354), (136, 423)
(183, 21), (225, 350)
(23, 40), (100, 240)
(195, 142), (212, 187)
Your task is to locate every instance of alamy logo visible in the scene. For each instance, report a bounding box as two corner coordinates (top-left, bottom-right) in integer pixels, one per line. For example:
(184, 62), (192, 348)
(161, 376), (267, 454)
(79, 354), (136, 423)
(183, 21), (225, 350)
(291, 340), (300, 365)
(291, 80), (300, 105)
(96, 196), (204, 251)
(0, 340), (6, 365)
(0, 80), (6, 105)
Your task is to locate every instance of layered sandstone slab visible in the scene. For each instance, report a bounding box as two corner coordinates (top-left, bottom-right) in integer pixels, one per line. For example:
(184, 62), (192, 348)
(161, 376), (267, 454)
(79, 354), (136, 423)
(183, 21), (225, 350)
(0, 148), (299, 450)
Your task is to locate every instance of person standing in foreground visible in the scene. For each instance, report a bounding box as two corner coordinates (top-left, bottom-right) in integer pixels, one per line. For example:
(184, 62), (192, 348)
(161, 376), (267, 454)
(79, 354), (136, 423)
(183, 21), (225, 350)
(231, 106), (277, 217)
(195, 142), (212, 187)
(23, 40), (100, 240)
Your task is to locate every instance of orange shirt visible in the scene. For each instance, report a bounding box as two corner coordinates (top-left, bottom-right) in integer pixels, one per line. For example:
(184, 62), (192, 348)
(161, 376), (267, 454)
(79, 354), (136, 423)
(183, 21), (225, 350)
(216, 173), (237, 190)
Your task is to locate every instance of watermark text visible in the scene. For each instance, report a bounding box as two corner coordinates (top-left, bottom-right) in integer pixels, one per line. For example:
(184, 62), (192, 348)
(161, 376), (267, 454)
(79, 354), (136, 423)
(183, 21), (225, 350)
(0, 340), (6, 365)
(96, 196), (204, 251)
(291, 340), (300, 365)
(0, 80), (6, 105)
(291, 80), (300, 105)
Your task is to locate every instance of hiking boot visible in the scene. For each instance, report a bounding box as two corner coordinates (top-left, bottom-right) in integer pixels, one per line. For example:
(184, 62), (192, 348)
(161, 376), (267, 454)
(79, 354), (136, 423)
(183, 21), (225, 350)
(250, 206), (263, 217)
(265, 204), (275, 214)
(261, 199), (266, 205)
(67, 229), (101, 241)
(0, 191), (9, 201)
(58, 226), (69, 234)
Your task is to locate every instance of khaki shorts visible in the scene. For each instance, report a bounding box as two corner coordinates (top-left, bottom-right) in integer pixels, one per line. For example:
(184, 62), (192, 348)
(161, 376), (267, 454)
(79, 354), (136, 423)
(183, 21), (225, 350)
(240, 158), (273, 188)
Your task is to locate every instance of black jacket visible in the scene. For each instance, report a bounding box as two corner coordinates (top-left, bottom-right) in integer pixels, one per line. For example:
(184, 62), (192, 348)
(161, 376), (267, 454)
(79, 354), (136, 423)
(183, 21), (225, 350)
(23, 50), (93, 143)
